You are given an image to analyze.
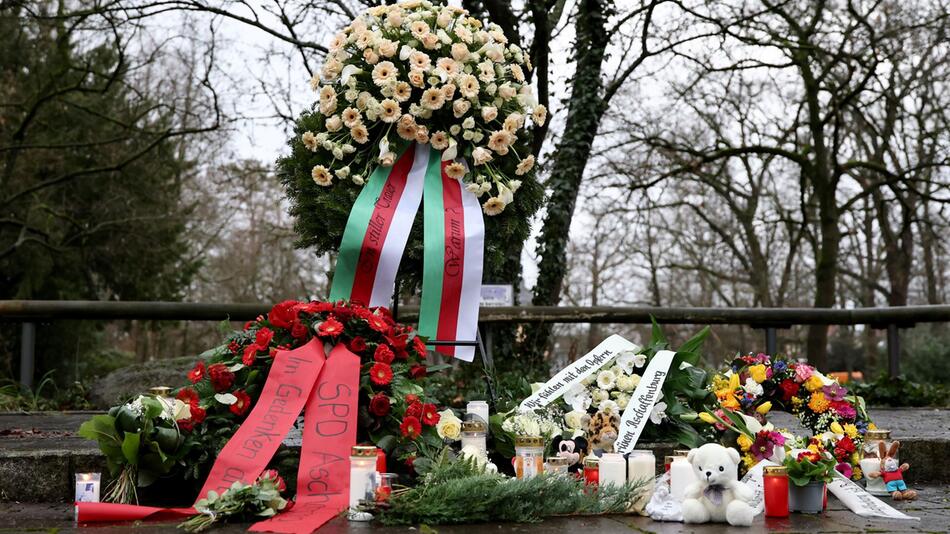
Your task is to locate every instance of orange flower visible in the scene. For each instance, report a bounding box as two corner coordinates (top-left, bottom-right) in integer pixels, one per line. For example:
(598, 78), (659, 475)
(808, 391), (830, 413)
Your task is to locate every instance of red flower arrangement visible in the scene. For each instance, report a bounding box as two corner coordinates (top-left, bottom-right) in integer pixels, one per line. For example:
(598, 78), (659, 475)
(169, 299), (443, 480)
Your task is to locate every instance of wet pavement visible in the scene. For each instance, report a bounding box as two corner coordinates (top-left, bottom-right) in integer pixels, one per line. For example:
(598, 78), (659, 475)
(1, 485), (948, 534)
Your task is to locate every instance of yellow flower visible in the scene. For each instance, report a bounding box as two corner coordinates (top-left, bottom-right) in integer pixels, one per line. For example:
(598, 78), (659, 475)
(756, 401), (772, 415)
(851, 452), (861, 465)
(805, 375), (824, 392)
(807, 443), (820, 454)
(743, 454), (757, 469)
(844, 424), (858, 438)
(716, 390), (739, 410)
(737, 434), (753, 451)
(728, 373), (740, 390)
(791, 397), (803, 412)
(869, 423), (877, 431)
(852, 467), (863, 480)
(808, 391), (830, 413)
(712, 375), (729, 391)
(699, 412), (718, 425)
(829, 421), (844, 435)
(748, 364), (767, 383)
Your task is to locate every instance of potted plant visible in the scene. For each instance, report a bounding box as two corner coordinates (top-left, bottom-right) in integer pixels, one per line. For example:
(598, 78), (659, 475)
(783, 449), (836, 513)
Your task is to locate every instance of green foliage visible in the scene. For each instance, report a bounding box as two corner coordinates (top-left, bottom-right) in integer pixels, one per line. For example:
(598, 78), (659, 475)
(0, 370), (92, 411)
(783, 452), (836, 486)
(378, 451), (645, 526)
(851, 375), (948, 407)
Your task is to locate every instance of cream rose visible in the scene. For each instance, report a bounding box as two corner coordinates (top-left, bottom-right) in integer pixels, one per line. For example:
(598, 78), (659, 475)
(436, 409), (462, 440)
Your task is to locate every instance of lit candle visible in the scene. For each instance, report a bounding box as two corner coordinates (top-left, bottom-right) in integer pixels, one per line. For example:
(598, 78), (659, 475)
(583, 456), (600, 486)
(466, 401), (490, 425)
(599, 453), (627, 488)
(514, 436), (544, 480)
(460, 420), (488, 455)
(348, 445), (378, 521)
(74, 473), (100, 503)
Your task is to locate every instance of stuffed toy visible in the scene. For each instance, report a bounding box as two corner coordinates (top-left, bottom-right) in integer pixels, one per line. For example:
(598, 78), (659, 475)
(585, 411), (619, 454)
(866, 441), (917, 501)
(681, 443), (755, 527)
(551, 435), (589, 473)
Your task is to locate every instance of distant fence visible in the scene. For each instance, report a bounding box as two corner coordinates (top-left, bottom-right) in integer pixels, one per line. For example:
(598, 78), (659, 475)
(2, 300), (949, 388)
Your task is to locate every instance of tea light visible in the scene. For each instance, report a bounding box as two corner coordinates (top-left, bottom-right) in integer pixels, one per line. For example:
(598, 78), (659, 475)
(75, 473), (101, 503)
(466, 401), (490, 426)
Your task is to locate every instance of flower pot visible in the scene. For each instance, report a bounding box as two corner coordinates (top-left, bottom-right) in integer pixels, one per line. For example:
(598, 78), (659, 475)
(789, 481), (826, 513)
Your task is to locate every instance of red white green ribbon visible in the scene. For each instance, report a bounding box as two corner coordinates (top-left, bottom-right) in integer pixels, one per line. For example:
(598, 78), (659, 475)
(417, 149), (484, 361)
(330, 142), (484, 361)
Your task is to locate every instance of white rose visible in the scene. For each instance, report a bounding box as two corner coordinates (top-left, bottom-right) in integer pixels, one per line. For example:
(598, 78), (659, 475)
(436, 409), (462, 440)
(564, 410), (587, 431)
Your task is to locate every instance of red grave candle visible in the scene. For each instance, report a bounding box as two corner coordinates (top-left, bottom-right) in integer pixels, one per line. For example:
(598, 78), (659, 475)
(764, 466), (789, 518)
(583, 457), (599, 486)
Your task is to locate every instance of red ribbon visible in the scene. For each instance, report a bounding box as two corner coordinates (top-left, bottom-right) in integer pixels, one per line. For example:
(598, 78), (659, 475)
(77, 338), (359, 534)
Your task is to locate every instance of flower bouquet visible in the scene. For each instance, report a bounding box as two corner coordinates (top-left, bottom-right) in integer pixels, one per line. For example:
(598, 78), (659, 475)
(179, 470), (289, 533)
(279, 0), (544, 285)
(78, 393), (191, 503)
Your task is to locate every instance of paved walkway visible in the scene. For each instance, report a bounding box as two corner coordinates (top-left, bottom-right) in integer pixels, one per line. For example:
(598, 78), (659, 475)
(1, 485), (948, 533)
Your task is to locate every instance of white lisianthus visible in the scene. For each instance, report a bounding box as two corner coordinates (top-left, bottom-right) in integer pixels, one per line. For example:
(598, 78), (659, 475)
(616, 374), (638, 392)
(744, 377), (764, 397)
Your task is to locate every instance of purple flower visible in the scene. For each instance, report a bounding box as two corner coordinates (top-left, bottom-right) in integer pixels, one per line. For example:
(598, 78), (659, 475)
(751, 431), (780, 461)
(833, 402), (856, 419)
(835, 462), (853, 479)
(823, 383), (847, 401)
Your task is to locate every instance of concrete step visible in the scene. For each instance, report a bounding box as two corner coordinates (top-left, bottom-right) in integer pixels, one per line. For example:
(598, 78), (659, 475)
(1, 409), (947, 503)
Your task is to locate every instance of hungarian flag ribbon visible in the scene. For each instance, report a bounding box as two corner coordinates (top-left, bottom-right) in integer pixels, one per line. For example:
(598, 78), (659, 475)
(418, 152), (484, 361)
(329, 142), (425, 307)
(329, 142), (484, 361)
(77, 338), (360, 534)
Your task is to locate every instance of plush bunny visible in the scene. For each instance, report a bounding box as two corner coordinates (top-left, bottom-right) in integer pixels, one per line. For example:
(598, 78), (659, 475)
(866, 441), (917, 501)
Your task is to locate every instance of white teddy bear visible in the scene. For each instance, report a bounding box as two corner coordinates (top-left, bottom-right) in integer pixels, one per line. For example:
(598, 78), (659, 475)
(681, 443), (756, 527)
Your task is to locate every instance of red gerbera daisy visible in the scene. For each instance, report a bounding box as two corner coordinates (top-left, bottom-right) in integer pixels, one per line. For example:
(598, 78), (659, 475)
(400, 416), (421, 439)
(190, 405), (207, 424)
(318, 316), (344, 337)
(369, 362), (393, 386)
(208, 363), (235, 392)
(243, 344), (261, 366)
(366, 314), (389, 333)
(230, 390), (252, 417)
(176, 387), (200, 407)
(421, 403), (440, 426)
(188, 361), (206, 384)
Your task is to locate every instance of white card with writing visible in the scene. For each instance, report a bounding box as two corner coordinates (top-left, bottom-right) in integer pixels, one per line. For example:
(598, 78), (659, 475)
(519, 334), (640, 411)
(615, 349), (676, 454)
(740, 459), (779, 514)
(827, 471), (919, 521)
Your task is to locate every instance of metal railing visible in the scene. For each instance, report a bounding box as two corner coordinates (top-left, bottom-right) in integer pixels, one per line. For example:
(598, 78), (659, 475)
(3, 300), (949, 388)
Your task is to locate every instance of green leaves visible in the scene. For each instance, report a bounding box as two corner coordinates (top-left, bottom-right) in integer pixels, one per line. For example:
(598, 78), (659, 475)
(121, 432), (142, 466)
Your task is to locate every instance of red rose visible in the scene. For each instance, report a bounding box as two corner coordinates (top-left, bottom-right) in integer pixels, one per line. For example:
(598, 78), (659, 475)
(259, 469), (287, 492)
(190, 405), (207, 424)
(405, 401), (423, 419)
(176, 387), (199, 406)
(369, 362), (393, 386)
(349, 336), (367, 353)
(243, 344), (261, 366)
(779, 379), (800, 402)
(177, 418), (194, 432)
(290, 320), (310, 340)
(366, 314), (389, 333)
(374, 344), (395, 364)
(255, 327), (274, 347)
(230, 390), (252, 417)
(208, 363), (235, 392)
(268, 300), (299, 329)
(386, 332), (408, 351)
(318, 317), (344, 337)
(369, 393), (391, 417)
(410, 364), (427, 379)
(421, 403), (439, 426)
(188, 361), (206, 384)
(405, 394), (420, 405)
(400, 416), (421, 439)
(412, 336), (427, 357)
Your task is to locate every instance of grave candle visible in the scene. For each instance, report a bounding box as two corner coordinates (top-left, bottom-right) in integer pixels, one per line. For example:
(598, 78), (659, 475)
(764, 466), (789, 517)
(466, 401), (490, 426)
(599, 453), (627, 488)
(74, 473), (100, 503)
(348, 445), (378, 521)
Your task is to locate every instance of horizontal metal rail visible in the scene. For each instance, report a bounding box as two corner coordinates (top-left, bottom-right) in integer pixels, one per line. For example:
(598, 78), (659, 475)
(1, 300), (948, 325)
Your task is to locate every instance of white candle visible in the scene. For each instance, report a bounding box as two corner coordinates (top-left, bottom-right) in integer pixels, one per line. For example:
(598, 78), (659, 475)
(627, 450), (655, 511)
(466, 401), (489, 425)
(348, 446), (377, 521)
(670, 456), (697, 502)
(599, 453), (627, 488)
(74, 473), (100, 503)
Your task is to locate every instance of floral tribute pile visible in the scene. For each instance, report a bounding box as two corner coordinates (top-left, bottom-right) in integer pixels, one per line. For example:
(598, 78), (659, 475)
(700, 353), (872, 480)
(82, 300), (443, 504)
(279, 0), (544, 285)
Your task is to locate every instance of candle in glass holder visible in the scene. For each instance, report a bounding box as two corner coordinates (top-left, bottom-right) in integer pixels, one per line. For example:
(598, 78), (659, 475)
(599, 453), (627, 488)
(669, 455), (696, 502)
(348, 445), (378, 521)
(514, 436), (544, 480)
(374, 473), (397, 503)
(545, 456), (570, 476)
(461, 420), (488, 455)
(466, 401), (490, 426)
(764, 466), (789, 517)
(627, 450), (655, 512)
(583, 456), (600, 486)
(74, 473), (100, 503)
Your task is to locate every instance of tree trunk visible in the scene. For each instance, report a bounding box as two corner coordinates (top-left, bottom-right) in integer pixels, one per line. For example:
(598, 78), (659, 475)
(805, 191), (839, 371)
(529, 0), (610, 356)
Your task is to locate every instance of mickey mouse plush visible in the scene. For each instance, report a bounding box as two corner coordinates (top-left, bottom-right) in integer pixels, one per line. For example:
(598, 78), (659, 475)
(551, 435), (589, 473)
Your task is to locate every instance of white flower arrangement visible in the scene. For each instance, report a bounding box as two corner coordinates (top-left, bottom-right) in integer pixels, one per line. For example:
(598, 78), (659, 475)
(501, 408), (563, 439)
(303, 0), (543, 215)
(559, 348), (649, 423)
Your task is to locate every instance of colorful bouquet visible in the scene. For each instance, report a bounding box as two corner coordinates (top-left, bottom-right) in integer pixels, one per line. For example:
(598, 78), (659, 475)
(784, 443), (838, 486)
(703, 353), (870, 480)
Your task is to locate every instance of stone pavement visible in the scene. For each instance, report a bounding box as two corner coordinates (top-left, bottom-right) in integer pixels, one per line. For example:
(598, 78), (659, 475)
(1, 484), (948, 534)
